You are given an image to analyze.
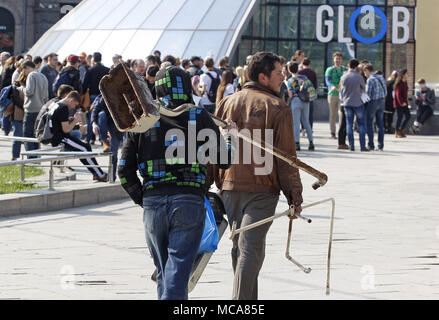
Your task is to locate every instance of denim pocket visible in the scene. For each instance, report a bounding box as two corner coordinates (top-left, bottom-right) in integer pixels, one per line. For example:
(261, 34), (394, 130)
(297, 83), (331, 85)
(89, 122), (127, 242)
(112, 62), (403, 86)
(171, 197), (204, 230)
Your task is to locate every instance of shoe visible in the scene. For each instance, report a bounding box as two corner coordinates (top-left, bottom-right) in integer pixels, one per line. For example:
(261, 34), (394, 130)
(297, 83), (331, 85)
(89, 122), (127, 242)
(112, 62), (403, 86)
(395, 130), (404, 138)
(308, 142), (315, 151)
(337, 144), (350, 150)
(295, 143), (301, 151)
(350, 148), (355, 152)
(331, 133), (337, 139)
(367, 146), (375, 151)
(102, 140), (111, 153)
(361, 148), (370, 152)
(90, 140), (95, 145)
(11, 158), (17, 161)
(94, 173), (108, 183)
(400, 130), (407, 138)
(377, 148), (384, 152)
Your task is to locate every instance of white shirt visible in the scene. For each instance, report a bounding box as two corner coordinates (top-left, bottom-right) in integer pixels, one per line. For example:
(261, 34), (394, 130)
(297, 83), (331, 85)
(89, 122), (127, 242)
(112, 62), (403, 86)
(223, 83), (235, 99)
(200, 70), (220, 105)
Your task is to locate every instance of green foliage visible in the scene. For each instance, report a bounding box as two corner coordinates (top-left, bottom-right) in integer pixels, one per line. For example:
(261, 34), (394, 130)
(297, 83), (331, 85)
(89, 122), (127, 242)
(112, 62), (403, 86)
(0, 166), (45, 194)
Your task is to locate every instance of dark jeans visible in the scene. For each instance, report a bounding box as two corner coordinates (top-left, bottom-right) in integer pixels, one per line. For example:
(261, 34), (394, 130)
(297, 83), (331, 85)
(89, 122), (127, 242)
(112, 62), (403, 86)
(396, 106), (411, 131)
(416, 105), (433, 125)
(23, 112), (40, 152)
(309, 101), (314, 129)
(366, 99), (385, 149)
(143, 194), (205, 300)
(338, 106), (347, 146)
(345, 105), (366, 150)
(2, 114), (12, 135)
(12, 120), (23, 159)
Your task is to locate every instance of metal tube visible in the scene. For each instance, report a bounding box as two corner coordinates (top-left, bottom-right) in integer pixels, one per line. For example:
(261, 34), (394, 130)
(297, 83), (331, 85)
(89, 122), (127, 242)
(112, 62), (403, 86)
(108, 154), (114, 183)
(326, 198), (336, 296)
(21, 155), (25, 182)
(49, 161), (54, 191)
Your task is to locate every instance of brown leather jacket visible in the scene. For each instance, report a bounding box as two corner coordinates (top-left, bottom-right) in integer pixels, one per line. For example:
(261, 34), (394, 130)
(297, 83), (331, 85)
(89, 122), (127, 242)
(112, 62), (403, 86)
(211, 81), (303, 207)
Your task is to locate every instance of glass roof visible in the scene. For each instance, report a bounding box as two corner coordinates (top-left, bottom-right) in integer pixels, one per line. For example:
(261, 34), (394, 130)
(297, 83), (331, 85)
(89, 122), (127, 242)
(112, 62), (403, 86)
(29, 0), (258, 66)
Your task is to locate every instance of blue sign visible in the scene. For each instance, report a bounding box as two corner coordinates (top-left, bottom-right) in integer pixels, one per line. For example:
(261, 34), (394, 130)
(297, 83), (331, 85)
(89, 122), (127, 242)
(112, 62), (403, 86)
(349, 6), (388, 44)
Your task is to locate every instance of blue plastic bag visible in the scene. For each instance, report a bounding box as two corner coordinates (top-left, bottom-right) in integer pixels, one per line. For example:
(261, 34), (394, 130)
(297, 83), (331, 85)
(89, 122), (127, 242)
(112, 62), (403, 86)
(198, 197), (219, 254)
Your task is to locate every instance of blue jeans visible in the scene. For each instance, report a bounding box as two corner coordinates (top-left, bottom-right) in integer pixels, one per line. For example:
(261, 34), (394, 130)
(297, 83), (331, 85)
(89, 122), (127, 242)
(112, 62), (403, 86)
(108, 120), (123, 181)
(143, 194), (205, 300)
(98, 111), (109, 142)
(12, 120), (23, 159)
(291, 97), (313, 144)
(345, 105), (366, 150)
(366, 99), (385, 149)
(23, 112), (39, 152)
(69, 129), (82, 140)
(2, 114), (12, 135)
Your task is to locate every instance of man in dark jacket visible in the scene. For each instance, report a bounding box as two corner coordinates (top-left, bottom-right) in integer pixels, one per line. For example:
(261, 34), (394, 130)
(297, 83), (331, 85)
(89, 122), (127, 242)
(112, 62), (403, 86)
(91, 94), (124, 180)
(212, 52), (304, 300)
(53, 55), (81, 94)
(118, 66), (233, 300)
(412, 78), (436, 134)
(186, 56), (204, 78)
(82, 52), (110, 144)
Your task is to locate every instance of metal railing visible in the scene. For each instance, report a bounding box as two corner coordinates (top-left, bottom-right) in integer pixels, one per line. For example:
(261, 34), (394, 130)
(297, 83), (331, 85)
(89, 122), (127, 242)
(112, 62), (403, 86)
(0, 136), (114, 191)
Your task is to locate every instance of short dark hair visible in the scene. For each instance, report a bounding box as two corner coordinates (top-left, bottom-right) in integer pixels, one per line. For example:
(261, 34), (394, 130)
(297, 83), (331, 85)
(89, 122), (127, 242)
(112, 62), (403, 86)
(21, 60), (35, 69)
(364, 64), (374, 72)
(302, 58), (311, 66)
(348, 59), (360, 69)
(248, 52), (281, 82)
(288, 62), (299, 74)
(190, 56), (201, 64)
(33, 56), (42, 65)
(93, 52), (102, 63)
(162, 55), (176, 66)
(417, 78), (426, 84)
(57, 84), (74, 98)
(154, 50), (161, 56)
(181, 59), (190, 68)
(147, 65), (159, 77)
(66, 91), (81, 103)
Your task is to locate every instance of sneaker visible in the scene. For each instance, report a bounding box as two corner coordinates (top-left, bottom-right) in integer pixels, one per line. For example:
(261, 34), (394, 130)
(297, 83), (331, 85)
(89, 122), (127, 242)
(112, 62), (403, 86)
(308, 142), (315, 151)
(367, 146), (375, 151)
(350, 148), (355, 152)
(377, 148), (384, 152)
(94, 173), (108, 182)
(337, 144), (350, 150)
(361, 148), (370, 152)
(295, 143), (301, 151)
(331, 133), (337, 139)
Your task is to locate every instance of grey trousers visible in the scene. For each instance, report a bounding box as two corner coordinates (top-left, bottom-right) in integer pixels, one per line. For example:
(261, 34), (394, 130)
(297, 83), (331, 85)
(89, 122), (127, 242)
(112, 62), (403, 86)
(222, 191), (279, 300)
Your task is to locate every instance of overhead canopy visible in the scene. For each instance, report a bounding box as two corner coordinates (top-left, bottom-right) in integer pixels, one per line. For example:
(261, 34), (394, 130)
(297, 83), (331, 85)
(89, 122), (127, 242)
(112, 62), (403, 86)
(28, 0), (258, 66)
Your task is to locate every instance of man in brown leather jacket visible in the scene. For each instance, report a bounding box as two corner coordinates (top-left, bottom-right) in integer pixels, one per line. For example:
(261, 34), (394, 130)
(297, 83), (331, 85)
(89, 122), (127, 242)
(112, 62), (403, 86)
(212, 52), (304, 300)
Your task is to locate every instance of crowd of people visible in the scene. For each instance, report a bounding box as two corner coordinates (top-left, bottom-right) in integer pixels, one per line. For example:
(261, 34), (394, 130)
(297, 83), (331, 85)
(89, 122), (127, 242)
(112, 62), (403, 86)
(0, 47), (437, 301)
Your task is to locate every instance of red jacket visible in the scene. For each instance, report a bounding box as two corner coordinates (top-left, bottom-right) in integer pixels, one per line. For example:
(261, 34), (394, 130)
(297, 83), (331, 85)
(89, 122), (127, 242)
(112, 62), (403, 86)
(394, 81), (408, 108)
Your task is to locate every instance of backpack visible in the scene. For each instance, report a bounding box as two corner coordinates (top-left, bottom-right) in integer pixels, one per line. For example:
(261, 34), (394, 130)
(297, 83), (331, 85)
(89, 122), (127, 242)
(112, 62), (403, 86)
(294, 76), (317, 103)
(206, 72), (220, 103)
(53, 71), (74, 95)
(34, 100), (57, 144)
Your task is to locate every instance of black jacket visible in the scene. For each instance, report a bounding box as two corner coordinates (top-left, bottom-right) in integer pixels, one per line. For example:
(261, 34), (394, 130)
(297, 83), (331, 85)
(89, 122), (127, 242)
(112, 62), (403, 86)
(415, 88), (436, 108)
(118, 107), (232, 206)
(82, 63), (110, 96)
(54, 66), (81, 93)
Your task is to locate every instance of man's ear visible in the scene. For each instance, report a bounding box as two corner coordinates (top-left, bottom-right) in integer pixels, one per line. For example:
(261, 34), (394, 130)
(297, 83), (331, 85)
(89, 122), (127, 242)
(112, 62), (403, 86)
(258, 73), (267, 85)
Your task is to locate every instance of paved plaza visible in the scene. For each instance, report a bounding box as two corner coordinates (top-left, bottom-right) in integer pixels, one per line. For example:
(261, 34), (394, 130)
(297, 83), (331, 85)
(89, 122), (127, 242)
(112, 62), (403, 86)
(0, 123), (438, 300)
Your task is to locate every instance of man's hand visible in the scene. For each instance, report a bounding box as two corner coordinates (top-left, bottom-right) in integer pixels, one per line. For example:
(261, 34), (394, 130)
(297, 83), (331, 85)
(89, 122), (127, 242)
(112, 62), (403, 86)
(73, 113), (81, 125)
(289, 205), (303, 220)
(92, 122), (100, 135)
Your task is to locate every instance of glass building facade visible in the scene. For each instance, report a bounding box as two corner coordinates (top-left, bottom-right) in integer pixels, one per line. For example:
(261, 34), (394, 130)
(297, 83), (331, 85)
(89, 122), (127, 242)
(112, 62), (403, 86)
(233, 0), (417, 91)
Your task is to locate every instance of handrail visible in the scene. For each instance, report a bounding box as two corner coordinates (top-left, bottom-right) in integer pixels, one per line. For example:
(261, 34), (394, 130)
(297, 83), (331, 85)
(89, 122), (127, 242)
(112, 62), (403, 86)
(0, 152), (114, 190)
(0, 135), (39, 143)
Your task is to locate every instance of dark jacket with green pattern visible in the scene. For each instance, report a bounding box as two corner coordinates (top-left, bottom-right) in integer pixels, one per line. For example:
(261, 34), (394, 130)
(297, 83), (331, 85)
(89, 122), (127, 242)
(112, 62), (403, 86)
(118, 106), (232, 206)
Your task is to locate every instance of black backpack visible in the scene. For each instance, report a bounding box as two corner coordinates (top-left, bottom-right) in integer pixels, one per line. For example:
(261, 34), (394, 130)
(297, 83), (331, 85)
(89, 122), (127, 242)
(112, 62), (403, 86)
(34, 101), (56, 145)
(206, 72), (220, 103)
